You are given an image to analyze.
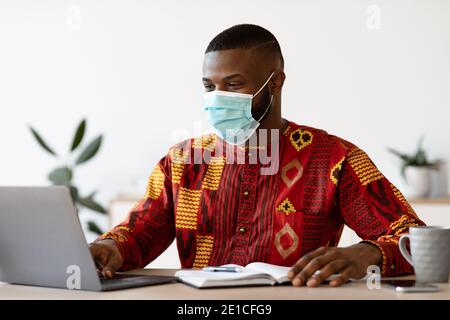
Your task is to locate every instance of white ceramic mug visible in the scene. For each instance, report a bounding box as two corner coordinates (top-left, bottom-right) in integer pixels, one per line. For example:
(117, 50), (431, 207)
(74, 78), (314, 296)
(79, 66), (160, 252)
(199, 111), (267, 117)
(399, 226), (450, 283)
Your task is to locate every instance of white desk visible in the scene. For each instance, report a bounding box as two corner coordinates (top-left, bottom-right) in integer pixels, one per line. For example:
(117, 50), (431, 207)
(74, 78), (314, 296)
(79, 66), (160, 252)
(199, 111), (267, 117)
(1, 269), (449, 300)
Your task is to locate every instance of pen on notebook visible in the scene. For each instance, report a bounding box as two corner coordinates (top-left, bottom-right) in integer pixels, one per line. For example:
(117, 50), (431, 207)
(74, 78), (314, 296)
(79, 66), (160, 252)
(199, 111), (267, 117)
(203, 266), (242, 272)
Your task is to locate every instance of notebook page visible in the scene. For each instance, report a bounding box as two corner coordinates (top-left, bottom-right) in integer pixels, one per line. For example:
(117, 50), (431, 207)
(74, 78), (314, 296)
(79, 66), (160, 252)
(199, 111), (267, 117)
(175, 267), (271, 283)
(244, 262), (290, 283)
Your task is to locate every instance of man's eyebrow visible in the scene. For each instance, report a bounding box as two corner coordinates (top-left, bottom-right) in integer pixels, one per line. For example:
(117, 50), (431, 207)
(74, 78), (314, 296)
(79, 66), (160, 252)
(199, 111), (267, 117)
(222, 73), (245, 81)
(202, 74), (245, 82)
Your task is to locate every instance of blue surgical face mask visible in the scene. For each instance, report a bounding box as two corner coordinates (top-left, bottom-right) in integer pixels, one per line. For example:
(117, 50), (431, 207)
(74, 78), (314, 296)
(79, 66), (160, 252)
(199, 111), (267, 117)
(204, 72), (275, 145)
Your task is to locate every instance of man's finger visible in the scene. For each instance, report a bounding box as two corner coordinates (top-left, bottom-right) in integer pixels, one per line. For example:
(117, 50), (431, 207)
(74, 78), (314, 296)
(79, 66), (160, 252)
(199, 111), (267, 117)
(102, 266), (115, 279)
(90, 245), (109, 269)
(292, 251), (337, 287)
(101, 252), (122, 279)
(329, 266), (354, 287)
(288, 246), (328, 279)
(306, 259), (347, 287)
(89, 243), (121, 278)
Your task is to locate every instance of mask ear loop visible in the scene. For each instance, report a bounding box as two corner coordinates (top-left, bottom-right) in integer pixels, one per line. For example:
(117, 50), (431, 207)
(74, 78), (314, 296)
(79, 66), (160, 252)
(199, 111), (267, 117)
(256, 95), (274, 122)
(254, 72), (275, 123)
(253, 72), (275, 98)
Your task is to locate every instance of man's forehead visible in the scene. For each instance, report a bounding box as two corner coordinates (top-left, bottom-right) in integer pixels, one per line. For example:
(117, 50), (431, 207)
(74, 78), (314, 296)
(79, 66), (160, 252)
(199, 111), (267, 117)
(202, 48), (261, 80)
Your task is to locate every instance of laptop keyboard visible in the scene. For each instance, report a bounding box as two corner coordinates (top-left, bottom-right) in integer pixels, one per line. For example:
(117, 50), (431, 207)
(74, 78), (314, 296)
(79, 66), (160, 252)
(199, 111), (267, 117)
(98, 273), (141, 281)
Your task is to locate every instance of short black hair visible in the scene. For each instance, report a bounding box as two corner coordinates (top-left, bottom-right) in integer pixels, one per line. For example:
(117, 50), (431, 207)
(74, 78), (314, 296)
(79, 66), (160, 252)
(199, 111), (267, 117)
(205, 24), (284, 68)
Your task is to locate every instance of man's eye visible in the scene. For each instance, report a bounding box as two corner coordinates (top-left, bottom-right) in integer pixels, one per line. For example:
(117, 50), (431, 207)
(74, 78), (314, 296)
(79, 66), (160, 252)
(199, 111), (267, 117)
(228, 83), (242, 88)
(203, 84), (214, 90)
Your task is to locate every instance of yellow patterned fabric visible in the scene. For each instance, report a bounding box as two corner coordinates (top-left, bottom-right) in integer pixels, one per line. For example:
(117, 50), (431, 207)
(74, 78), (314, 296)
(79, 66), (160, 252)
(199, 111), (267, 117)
(145, 165), (165, 200)
(175, 187), (201, 230)
(102, 231), (128, 243)
(193, 134), (216, 151)
(377, 234), (399, 243)
(192, 235), (214, 268)
(169, 148), (189, 184)
(347, 148), (384, 186)
(202, 157), (226, 190)
(289, 128), (313, 152)
(283, 125), (292, 136)
(330, 157), (345, 185)
(276, 198), (296, 215)
(390, 183), (420, 219)
(116, 226), (131, 232)
(389, 214), (420, 236)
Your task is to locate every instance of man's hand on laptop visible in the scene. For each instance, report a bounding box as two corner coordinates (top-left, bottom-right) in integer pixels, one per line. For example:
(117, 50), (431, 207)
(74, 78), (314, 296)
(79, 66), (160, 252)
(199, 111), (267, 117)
(287, 243), (382, 287)
(89, 239), (123, 279)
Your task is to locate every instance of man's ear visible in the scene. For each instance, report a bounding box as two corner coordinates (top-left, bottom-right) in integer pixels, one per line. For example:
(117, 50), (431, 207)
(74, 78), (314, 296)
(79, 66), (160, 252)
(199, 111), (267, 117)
(271, 71), (286, 95)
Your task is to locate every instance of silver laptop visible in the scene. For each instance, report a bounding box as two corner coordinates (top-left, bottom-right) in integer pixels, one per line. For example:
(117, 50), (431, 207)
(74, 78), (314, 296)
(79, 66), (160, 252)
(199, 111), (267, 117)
(0, 186), (177, 291)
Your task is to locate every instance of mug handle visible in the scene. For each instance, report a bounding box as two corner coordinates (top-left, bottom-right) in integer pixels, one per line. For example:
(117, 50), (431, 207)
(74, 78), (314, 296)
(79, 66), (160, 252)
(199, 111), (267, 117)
(398, 234), (413, 266)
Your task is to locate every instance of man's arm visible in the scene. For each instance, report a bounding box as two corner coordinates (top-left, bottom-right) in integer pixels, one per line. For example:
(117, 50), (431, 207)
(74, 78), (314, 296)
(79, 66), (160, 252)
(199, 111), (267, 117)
(90, 154), (175, 277)
(336, 147), (425, 276)
(288, 147), (425, 287)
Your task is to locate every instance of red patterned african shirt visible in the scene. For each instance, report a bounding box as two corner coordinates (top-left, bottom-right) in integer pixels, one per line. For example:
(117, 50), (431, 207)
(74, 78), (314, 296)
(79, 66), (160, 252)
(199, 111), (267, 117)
(99, 120), (424, 276)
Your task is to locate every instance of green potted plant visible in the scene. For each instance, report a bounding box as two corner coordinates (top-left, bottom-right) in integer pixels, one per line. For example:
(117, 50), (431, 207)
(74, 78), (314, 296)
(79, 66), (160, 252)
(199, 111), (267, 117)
(29, 119), (106, 234)
(388, 136), (441, 198)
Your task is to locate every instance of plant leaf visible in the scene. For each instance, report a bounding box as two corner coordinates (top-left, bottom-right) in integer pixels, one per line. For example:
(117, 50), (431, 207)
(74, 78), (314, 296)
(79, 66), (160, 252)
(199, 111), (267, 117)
(75, 135), (103, 165)
(417, 134), (425, 151)
(29, 126), (57, 157)
(415, 149), (427, 166)
(77, 196), (107, 214)
(87, 221), (103, 235)
(70, 119), (86, 152)
(87, 190), (98, 199)
(68, 185), (79, 203)
(48, 166), (73, 185)
(387, 147), (411, 162)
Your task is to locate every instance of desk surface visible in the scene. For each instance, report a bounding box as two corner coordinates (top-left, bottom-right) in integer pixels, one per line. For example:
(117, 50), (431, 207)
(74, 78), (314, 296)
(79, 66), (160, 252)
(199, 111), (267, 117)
(1, 269), (449, 300)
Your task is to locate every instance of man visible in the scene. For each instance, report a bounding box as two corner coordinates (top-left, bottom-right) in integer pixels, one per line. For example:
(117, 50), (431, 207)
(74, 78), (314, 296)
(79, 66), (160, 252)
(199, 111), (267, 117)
(90, 24), (424, 287)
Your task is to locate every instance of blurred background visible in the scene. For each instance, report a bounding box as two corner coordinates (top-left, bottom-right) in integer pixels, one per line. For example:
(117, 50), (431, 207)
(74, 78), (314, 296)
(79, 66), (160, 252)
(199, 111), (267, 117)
(1, 0), (449, 261)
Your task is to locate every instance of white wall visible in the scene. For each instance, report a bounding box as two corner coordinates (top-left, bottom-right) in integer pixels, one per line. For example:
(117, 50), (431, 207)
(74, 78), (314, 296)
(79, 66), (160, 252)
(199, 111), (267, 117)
(1, 0), (449, 219)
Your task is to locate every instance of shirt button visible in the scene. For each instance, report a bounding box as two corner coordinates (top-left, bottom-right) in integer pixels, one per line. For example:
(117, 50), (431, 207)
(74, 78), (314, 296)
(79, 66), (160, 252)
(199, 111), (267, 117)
(239, 226), (246, 233)
(391, 264), (395, 270)
(243, 191), (249, 196)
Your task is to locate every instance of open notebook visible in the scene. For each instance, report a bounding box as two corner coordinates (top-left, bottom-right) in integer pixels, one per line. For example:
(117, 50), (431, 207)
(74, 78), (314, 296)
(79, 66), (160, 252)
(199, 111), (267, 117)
(175, 262), (342, 288)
